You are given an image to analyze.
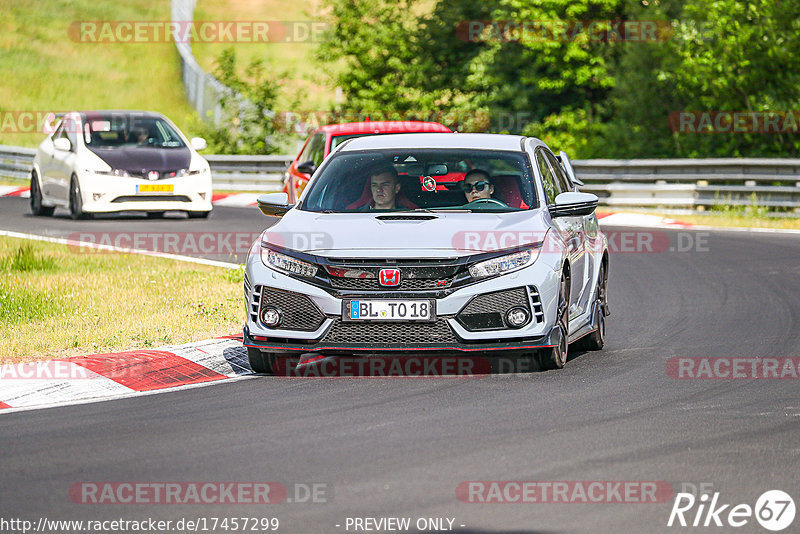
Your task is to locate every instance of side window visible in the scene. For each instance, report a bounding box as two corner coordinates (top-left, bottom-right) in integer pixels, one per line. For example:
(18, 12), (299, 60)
(545, 151), (572, 193)
(64, 119), (78, 151)
(536, 150), (560, 205)
(51, 120), (65, 141)
(308, 133), (325, 168)
(297, 135), (314, 163)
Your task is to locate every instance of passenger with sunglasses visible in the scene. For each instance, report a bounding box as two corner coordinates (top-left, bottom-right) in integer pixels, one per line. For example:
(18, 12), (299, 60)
(460, 169), (506, 206)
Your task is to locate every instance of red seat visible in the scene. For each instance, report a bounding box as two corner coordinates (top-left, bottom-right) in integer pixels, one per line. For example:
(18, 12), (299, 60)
(346, 178), (418, 210)
(492, 175), (529, 209)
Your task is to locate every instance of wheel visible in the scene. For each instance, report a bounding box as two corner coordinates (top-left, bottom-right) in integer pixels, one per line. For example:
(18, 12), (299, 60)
(30, 171), (55, 216)
(146, 211), (165, 219)
(247, 347), (274, 374)
(187, 210), (211, 219)
(69, 176), (92, 220)
(536, 271), (570, 370)
(575, 261), (608, 351)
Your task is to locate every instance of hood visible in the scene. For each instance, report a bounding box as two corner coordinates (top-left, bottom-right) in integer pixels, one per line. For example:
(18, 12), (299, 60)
(262, 209), (551, 259)
(87, 145), (191, 173)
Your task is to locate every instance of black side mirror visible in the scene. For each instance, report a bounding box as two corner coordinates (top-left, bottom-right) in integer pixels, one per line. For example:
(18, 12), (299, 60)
(296, 160), (316, 175)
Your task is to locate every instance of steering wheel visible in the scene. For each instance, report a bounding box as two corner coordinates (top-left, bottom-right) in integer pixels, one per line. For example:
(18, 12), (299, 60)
(465, 198), (507, 207)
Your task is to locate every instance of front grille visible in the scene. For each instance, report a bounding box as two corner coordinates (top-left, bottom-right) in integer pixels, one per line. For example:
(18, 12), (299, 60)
(247, 282), (260, 324)
(111, 195), (191, 203)
(329, 277), (451, 291)
(127, 170), (181, 180)
(260, 287), (326, 331)
(321, 318), (458, 345)
(456, 287), (530, 331)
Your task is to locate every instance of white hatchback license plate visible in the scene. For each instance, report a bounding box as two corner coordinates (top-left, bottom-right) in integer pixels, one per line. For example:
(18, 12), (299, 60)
(344, 300), (435, 322)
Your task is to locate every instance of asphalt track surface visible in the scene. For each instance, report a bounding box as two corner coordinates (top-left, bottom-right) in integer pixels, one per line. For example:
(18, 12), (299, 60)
(2, 195), (800, 532)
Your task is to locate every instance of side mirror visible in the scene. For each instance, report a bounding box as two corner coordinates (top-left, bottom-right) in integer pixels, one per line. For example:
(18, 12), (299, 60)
(190, 137), (207, 151)
(53, 138), (71, 152)
(558, 150), (584, 187)
(296, 160), (316, 175)
(549, 192), (598, 218)
(257, 192), (294, 217)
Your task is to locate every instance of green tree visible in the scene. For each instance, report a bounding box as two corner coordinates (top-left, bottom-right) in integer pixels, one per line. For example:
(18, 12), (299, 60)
(195, 48), (286, 154)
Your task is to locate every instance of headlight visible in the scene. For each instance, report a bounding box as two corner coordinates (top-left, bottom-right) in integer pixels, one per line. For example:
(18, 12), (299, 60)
(89, 168), (128, 177)
(468, 248), (539, 279)
(261, 247), (318, 278)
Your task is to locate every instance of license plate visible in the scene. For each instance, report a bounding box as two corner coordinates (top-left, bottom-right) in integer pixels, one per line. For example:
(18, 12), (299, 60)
(344, 299), (435, 322)
(136, 184), (173, 193)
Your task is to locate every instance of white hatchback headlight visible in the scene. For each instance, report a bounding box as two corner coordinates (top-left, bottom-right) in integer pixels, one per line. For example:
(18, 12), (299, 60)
(261, 247), (318, 278)
(469, 248), (539, 279)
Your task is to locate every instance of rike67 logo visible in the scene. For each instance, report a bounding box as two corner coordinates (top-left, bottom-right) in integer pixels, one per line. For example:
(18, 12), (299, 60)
(668, 490), (795, 531)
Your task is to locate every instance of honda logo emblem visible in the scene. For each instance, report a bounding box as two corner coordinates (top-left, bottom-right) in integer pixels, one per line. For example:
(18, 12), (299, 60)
(147, 171), (159, 181)
(379, 269), (400, 287)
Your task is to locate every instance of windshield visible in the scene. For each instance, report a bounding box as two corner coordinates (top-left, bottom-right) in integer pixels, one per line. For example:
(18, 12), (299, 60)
(82, 114), (186, 149)
(302, 149), (537, 213)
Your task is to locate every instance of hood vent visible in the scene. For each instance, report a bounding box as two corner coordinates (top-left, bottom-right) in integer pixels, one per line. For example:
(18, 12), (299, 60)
(375, 214), (438, 221)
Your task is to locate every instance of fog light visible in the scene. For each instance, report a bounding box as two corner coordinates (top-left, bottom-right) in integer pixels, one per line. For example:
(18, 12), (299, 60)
(260, 306), (282, 328)
(505, 307), (530, 328)
(92, 193), (103, 201)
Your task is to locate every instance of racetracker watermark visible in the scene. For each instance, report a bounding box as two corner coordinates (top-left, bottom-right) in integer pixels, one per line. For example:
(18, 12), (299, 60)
(68, 482), (330, 504)
(451, 230), (709, 254)
(667, 357), (800, 379)
(0, 111), (62, 135)
(456, 481), (674, 503)
(67, 232), (263, 257)
(68, 21), (329, 43)
(272, 356), (499, 378)
(668, 111), (800, 134)
(456, 20), (672, 43)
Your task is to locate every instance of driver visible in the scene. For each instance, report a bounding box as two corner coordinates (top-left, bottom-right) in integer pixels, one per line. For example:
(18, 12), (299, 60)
(460, 169), (496, 202)
(365, 166), (401, 210)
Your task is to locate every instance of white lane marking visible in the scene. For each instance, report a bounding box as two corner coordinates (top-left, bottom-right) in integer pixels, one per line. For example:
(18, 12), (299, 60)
(0, 230), (240, 269)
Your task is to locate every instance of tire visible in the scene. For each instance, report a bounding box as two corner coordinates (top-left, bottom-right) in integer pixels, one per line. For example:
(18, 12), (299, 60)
(187, 210), (211, 219)
(30, 171), (55, 216)
(69, 176), (92, 220)
(247, 347), (274, 374)
(575, 262), (608, 351)
(536, 271), (570, 370)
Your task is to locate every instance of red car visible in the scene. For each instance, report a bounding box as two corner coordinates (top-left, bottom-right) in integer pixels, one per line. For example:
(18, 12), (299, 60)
(282, 121), (452, 202)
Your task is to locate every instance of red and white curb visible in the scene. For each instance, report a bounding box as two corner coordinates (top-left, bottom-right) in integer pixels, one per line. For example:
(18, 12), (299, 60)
(0, 185), (30, 198)
(0, 336), (252, 413)
(596, 211), (693, 229)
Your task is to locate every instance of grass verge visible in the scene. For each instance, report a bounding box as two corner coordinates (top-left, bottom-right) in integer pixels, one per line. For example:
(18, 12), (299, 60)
(0, 0), (199, 148)
(0, 236), (245, 363)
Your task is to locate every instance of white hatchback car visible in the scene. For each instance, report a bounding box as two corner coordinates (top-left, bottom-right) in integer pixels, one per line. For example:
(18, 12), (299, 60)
(30, 110), (212, 219)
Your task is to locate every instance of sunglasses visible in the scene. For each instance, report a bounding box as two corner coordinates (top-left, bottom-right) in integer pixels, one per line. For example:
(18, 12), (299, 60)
(460, 180), (491, 193)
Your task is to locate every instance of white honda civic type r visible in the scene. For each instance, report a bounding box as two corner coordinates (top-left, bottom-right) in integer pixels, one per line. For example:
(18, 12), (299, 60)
(244, 133), (609, 373)
(30, 110), (212, 219)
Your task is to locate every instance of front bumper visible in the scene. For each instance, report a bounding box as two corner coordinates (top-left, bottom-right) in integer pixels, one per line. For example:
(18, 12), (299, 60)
(244, 249), (565, 356)
(243, 324), (556, 356)
(78, 173), (213, 213)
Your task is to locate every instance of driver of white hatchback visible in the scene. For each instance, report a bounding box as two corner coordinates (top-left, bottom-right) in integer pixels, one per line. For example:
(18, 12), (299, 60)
(460, 169), (497, 203)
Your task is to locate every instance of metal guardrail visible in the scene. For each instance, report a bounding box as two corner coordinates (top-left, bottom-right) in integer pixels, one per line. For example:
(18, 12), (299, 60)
(171, 0), (228, 123)
(0, 144), (37, 181)
(205, 155), (291, 191)
(574, 159), (800, 209)
(2, 145), (798, 210)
